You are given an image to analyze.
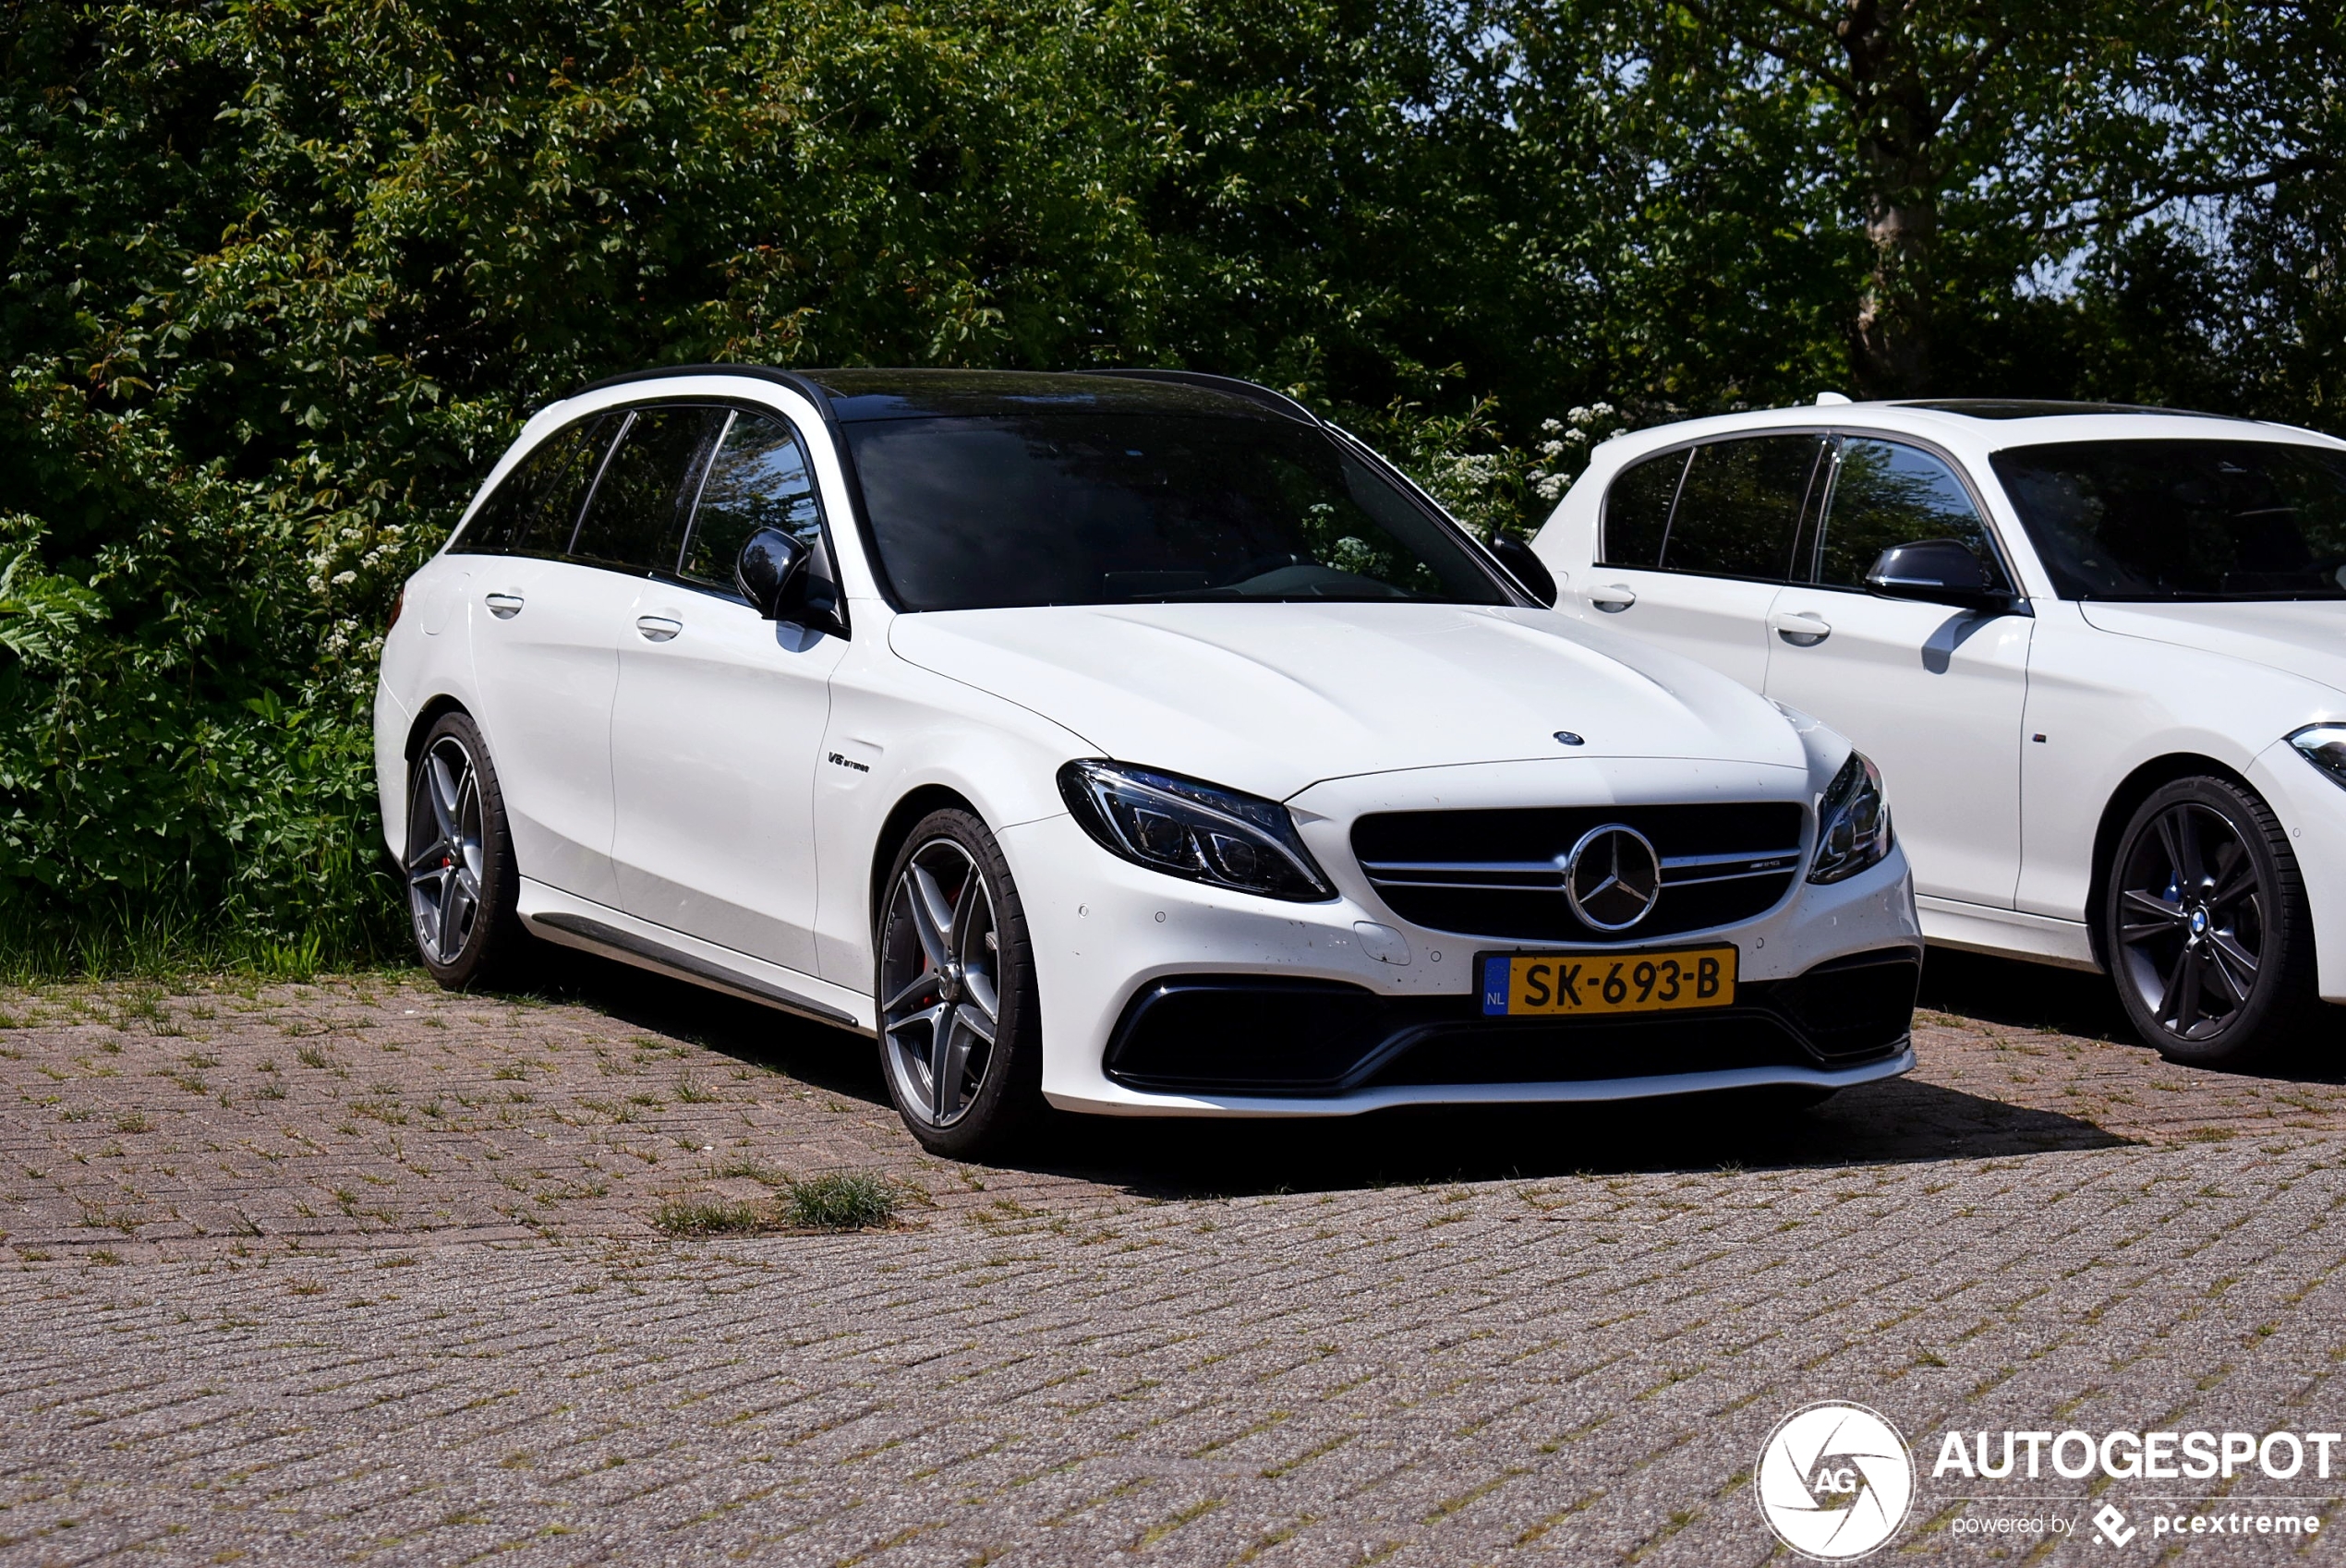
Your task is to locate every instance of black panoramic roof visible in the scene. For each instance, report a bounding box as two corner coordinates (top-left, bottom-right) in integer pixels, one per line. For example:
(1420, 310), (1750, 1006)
(805, 368), (1313, 424)
(1896, 397), (2234, 421)
(572, 364), (1315, 425)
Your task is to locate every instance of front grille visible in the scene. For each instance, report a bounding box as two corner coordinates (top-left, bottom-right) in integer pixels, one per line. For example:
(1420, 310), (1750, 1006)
(1351, 802), (1805, 942)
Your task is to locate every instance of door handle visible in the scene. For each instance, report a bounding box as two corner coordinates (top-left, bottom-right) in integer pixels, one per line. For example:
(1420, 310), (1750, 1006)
(635, 615), (683, 643)
(1769, 609), (1832, 646)
(1584, 583), (1638, 612)
(484, 592), (524, 620)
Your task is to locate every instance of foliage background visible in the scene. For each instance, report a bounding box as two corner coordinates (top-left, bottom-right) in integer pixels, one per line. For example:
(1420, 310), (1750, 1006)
(2, 0), (2340, 964)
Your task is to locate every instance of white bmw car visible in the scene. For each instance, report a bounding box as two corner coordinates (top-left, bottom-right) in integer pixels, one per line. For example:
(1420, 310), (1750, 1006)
(375, 368), (1920, 1154)
(1533, 397), (2346, 1067)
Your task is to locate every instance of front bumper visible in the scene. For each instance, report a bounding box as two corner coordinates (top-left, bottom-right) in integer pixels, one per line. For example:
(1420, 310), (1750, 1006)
(1103, 946), (1918, 1096)
(1001, 789), (1920, 1118)
(2250, 738), (2346, 1001)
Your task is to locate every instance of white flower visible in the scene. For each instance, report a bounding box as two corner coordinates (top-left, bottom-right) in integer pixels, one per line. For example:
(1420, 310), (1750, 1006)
(331, 570), (357, 586)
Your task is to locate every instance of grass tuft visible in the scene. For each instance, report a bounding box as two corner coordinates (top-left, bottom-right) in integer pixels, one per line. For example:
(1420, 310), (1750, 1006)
(782, 1172), (901, 1230)
(653, 1172), (901, 1237)
(653, 1198), (777, 1237)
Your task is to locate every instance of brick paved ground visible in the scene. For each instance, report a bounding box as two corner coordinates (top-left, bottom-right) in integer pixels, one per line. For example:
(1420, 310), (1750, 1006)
(4, 947), (2345, 1564)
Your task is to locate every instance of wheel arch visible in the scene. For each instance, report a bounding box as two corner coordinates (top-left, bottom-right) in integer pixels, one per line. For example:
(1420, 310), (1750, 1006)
(384, 695), (477, 862)
(868, 785), (981, 941)
(2086, 752), (2259, 961)
(405, 694), (473, 765)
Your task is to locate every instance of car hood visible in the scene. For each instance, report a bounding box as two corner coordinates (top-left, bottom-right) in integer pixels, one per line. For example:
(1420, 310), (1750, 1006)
(2077, 600), (2346, 695)
(887, 602), (1808, 800)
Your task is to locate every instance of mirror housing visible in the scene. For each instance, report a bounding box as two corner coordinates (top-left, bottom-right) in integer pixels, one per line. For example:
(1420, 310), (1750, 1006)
(735, 527), (809, 621)
(1864, 538), (2017, 615)
(1489, 535), (1559, 608)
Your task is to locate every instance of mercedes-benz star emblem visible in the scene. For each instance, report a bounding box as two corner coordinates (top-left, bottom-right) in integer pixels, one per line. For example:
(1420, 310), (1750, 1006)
(1561, 824), (1662, 931)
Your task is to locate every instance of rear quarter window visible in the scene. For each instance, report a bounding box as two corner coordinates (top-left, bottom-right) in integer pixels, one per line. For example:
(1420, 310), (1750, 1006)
(452, 415), (616, 557)
(1600, 450), (1687, 567)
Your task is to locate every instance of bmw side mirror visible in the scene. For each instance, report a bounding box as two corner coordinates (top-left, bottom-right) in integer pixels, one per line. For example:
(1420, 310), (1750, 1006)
(735, 527), (808, 621)
(1489, 535), (1559, 608)
(1864, 538), (2015, 615)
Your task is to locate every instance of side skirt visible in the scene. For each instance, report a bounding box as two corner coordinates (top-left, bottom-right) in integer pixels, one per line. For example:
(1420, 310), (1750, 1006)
(516, 879), (875, 1034)
(1917, 895), (2102, 973)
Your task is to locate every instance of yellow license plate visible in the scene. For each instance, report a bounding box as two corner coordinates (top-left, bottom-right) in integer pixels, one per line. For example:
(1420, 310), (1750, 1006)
(1479, 947), (1737, 1017)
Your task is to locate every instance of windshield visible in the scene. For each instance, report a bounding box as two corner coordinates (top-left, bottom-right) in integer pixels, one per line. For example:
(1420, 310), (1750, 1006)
(1989, 439), (2346, 601)
(842, 414), (1508, 611)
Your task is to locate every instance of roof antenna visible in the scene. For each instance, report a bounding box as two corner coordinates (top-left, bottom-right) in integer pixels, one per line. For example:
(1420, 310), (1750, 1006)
(1814, 392), (1853, 406)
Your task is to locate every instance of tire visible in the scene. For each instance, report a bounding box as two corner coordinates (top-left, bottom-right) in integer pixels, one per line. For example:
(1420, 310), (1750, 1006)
(404, 711), (527, 990)
(874, 808), (1046, 1158)
(2100, 775), (2319, 1068)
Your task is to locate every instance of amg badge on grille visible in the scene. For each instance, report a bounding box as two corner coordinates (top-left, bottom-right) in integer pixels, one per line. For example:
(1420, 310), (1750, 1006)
(1561, 824), (1662, 931)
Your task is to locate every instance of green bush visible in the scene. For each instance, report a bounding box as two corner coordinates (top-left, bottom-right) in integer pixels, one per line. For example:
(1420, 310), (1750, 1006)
(0, 0), (1537, 970)
(6, 1), (2334, 971)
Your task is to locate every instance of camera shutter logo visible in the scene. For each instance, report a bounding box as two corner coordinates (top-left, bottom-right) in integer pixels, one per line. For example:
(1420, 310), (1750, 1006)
(1562, 824), (1661, 931)
(1754, 1402), (1915, 1560)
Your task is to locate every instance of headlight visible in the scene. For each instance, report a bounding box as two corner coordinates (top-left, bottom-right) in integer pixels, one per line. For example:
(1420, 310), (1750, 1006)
(2290, 725), (2346, 790)
(1058, 760), (1335, 901)
(1808, 749), (1893, 885)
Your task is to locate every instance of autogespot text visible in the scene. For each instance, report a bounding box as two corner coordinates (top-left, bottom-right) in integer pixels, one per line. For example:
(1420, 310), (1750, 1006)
(1933, 1429), (2344, 1480)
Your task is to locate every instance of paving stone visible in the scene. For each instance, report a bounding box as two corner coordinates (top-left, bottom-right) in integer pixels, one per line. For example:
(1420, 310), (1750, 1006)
(3, 952), (2345, 1562)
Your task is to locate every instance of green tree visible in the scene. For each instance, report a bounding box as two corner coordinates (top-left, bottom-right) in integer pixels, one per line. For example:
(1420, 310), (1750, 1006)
(1480, 0), (2339, 401)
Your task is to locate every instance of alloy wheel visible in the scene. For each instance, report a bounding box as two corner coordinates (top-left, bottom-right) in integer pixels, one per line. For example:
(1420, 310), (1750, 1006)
(878, 838), (1001, 1128)
(406, 734), (487, 966)
(2112, 800), (2267, 1043)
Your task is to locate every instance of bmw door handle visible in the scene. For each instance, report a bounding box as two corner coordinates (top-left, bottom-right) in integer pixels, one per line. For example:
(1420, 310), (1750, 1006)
(1584, 583), (1638, 612)
(483, 591), (524, 620)
(635, 615), (683, 643)
(1768, 609), (1832, 647)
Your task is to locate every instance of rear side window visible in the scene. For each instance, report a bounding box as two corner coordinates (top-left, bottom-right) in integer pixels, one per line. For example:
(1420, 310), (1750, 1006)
(570, 405), (729, 572)
(680, 413), (824, 588)
(1813, 439), (2010, 591)
(1663, 436), (1823, 579)
(1599, 450), (1687, 566)
(453, 415), (615, 557)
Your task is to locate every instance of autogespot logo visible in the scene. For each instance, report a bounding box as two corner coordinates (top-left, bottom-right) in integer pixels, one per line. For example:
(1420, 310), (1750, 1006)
(1755, 1402), (1917, 1560)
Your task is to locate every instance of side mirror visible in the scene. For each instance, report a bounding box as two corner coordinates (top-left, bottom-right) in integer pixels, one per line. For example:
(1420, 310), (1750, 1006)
(1489, 535), (1559, 608)
(1864, 538), (2013, 615)
(735, 527), (808, 621)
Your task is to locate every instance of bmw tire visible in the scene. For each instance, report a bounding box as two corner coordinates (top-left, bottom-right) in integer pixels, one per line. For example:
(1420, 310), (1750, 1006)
(2102, 775), (2318, 1068)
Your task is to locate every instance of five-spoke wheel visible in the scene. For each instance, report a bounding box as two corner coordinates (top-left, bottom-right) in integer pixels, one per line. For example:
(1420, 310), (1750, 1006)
(2104, 776), (2316, 1067)
(876, 810), (1041, 1155)
(404, 712), (523, 988)
(408, 733), (487, 966)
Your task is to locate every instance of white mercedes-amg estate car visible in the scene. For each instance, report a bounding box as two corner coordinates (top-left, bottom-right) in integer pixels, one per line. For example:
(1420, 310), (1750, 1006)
(375, 368), (1920, 1154)
(1532, 397), (2346, 1068)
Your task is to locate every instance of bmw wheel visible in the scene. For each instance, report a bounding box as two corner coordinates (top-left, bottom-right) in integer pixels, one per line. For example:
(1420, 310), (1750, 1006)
(405, 712), (526, 990)
(875, 809), (1045, 1157)
(2102, 776), (2317, 1068)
